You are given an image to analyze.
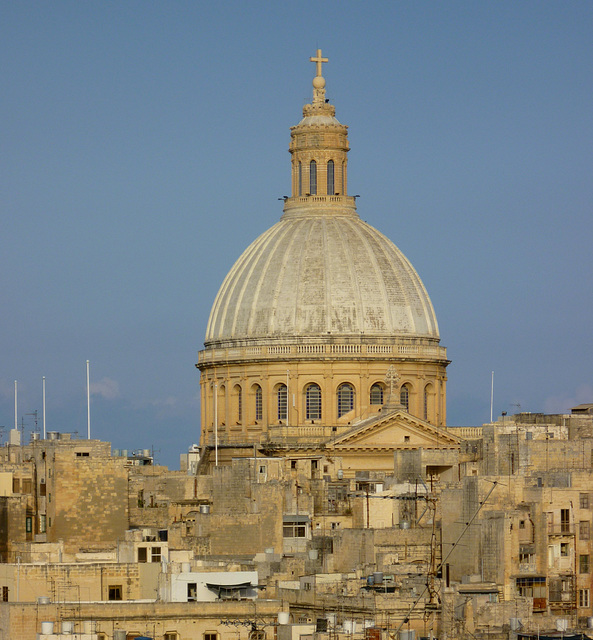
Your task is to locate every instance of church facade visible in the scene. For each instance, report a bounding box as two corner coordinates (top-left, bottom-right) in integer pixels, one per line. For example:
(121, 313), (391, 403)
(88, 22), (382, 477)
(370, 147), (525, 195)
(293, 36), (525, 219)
(196, 51), (454, 468)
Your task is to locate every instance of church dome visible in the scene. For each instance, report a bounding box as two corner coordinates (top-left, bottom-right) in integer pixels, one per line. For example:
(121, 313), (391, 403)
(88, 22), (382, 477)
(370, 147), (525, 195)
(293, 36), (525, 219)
(205, 209), (439, 347)
(197, 50), (449, 442)
(205, 50), (439, 350)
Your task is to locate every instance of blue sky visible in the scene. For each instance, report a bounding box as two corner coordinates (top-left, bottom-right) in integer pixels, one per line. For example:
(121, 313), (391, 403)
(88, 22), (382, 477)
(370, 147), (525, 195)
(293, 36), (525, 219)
(2, 2), (592, 468)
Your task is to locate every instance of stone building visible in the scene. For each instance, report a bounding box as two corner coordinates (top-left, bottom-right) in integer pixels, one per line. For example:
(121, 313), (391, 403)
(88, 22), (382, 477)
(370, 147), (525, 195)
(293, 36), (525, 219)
(1, 51), (593, 640)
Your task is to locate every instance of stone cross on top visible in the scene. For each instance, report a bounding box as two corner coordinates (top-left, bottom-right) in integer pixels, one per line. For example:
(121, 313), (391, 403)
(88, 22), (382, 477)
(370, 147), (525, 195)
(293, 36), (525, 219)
(310, 49), (328, 77)
(385, 366), (401, 395)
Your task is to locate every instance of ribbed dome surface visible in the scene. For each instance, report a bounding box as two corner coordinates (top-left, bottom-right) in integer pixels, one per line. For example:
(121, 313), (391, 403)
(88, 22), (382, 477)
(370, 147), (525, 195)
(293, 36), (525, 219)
(205, 212), (439, 346)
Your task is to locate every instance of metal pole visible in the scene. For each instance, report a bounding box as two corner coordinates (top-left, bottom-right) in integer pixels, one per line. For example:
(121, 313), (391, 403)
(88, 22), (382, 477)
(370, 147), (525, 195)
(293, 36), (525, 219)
(213, 383), (218, 466)
(42, 376), (46, 439)
(86, 360), (91, 439)
(286, 370), (290, 428)
(14, 381), (17, 431)
(490, 371), (494, 423)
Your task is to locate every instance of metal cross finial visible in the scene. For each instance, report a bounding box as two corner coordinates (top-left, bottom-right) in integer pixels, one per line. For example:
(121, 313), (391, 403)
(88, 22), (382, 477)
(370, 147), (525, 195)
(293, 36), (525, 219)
(385, 366), (400, 396)
(310, 49), (328, 77)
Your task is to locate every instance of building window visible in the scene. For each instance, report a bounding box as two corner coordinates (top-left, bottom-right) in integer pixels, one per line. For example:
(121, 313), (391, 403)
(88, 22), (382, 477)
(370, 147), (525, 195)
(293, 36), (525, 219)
(337, 383), (354, 417)
(580, 589), (590, 608)
(370, 384), (383, 405)
(283, 520), (307, 538)
(108, 585), (122, 601)
(204, 634), (218, 640)
(580, 554), (590, 574)
(39, 514), (46, 534)
(298, 161), (302, 196)
(164, 634), (179, 640)
(25, 516), (32, 534)
(255, 385), (263, 421)
(561, 508), (570, 533)
(306, 384), (322, 420)
(581, 493), (590, 509)
(327, 160), (334, 195)
(151, 547), (161, 563)
(188, 583), (197, 602)
(400, 385), (410, 412)
(2, 586), (8, 602)
(516, 577), (546, 598)
(423, 384), (431, 420)
(309, 160), (317, 195)
(560, 542), (569, 557)
(580, 521), (590, 540)
(342, 160), (345, 194)
(234, 385), (242, 423)
(138, 547), (147, 563)
(277, 384), (288, 421)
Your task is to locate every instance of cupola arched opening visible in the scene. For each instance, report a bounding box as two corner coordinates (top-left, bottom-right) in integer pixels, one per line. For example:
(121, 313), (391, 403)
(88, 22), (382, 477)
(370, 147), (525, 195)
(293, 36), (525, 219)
(309, 160), (317, 195)
(327, 160), (335, 195)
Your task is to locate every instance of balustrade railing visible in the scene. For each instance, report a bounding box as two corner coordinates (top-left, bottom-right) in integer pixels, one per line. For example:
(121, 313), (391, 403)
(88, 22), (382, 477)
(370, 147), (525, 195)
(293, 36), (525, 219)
(199, 341), (446, 364)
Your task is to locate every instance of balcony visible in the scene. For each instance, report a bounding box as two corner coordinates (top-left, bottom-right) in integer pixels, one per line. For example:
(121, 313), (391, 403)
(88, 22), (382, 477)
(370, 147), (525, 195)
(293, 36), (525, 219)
(548, 524), (575, 536)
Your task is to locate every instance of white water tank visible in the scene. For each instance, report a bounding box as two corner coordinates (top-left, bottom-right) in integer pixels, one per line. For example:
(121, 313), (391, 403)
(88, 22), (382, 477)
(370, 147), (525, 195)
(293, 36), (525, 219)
(344, 620), (357, 634)
(278, 612), (290, 625)
(40, 622), (54, 634)
(62, 621), (74, 633)
(114, 630), (127, 640)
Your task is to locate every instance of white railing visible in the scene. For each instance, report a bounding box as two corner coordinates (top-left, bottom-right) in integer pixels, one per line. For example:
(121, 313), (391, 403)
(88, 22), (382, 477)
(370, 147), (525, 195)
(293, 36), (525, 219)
(198, 342), (447, 364)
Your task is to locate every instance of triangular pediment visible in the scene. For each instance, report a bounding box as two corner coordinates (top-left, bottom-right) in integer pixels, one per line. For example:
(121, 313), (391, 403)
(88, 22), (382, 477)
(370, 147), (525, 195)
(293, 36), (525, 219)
(330, 411), (462, 451)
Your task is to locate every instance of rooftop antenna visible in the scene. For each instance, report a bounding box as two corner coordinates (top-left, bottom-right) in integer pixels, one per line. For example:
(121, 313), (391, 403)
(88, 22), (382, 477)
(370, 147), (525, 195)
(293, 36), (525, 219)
(86, 360), (91, 439)
(14, 380), (17, 431)
(26, 411), (38, 436)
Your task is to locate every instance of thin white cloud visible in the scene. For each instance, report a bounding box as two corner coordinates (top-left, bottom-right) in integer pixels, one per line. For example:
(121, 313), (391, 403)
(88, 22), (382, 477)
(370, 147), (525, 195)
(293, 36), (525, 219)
(89, 377), (120, 400)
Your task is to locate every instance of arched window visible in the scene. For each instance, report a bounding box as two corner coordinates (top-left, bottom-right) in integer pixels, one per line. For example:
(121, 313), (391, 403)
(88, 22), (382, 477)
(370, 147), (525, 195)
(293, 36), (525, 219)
(298, 162), (302, 196)
(254, 385), (262, 421)
(218, 384), (226, 426)
(327, 160), (335, 195)
(400, 385), (410, 412)
(309, 160), (317, 195)
(337, 383), (354, 417)
(306, 383), (322, 420)
(341, 160), (346, 194)
(234, 384), (242, 423)
(277, 384), (287, 421)
(370, 383), (384, 405)
(423, 384), (432, 421)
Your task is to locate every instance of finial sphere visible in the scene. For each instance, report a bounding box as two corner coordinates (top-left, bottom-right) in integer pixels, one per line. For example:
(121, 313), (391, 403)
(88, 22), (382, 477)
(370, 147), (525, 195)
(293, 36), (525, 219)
(312, 76), (325, 89)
